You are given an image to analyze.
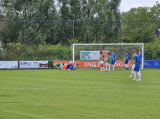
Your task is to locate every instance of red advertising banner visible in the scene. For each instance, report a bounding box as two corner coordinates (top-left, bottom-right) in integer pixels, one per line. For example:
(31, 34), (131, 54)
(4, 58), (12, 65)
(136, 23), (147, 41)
(53, 60), (132, 68)
(101, 51), (109, 59)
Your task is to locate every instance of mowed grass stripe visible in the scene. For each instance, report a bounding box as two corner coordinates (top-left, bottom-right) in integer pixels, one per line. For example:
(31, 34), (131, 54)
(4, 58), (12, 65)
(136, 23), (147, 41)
(0, 69), (160, 119)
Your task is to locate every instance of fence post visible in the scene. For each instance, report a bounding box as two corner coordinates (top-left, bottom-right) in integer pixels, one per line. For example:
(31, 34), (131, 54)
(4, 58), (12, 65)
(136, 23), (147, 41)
(49, 49), (50, 60)
(0, 47), (1, 61)
(120, 20), (122, 60)
(24, 20), (27, 61)
(73, 20), (74, 43)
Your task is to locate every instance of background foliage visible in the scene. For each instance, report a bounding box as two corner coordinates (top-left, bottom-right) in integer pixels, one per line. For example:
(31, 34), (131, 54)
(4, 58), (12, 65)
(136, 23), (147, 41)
(0, 43), (71, 61)
(0, 0), (160, 60)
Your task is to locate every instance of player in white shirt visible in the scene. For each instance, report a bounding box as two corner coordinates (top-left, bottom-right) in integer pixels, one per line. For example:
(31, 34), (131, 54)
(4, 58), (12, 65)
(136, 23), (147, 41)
(129, 54), (136, 79)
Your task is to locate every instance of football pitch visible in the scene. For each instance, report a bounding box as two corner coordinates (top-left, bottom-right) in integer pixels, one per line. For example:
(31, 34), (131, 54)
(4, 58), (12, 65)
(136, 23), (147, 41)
(0, 69), (160, 119)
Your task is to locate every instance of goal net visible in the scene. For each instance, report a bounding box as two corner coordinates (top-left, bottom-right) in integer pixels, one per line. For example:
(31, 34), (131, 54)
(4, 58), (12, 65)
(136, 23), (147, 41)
(72, 43), (144, 69)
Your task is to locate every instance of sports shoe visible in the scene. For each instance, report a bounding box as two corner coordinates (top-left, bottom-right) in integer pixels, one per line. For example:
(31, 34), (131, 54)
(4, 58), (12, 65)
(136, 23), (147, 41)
(132, 78), (136, 81)
(106, 71), (107, 72)
(136, 79), (141, 81)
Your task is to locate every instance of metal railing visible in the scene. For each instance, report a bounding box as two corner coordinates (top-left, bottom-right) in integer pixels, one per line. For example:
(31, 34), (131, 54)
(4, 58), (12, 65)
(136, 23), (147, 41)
(0, 20), (159, 61)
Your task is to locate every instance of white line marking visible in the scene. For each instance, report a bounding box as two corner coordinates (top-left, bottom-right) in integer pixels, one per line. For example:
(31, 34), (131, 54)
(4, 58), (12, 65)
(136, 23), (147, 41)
(2, 86), (160, 90)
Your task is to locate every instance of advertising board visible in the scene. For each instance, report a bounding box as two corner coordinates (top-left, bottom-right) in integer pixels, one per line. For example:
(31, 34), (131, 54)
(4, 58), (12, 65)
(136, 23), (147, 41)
(144, 60), (160, 68)
(53, 60), (132, 68)
(20, 61), (48, 69)
(80, 51), (99, 60)
(0, 61), (18, 69)
(80, 51), (109, 60)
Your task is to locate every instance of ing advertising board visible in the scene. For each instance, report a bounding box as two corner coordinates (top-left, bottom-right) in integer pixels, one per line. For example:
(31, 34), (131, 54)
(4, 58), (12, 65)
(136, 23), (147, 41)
(53, 60), (132, 68)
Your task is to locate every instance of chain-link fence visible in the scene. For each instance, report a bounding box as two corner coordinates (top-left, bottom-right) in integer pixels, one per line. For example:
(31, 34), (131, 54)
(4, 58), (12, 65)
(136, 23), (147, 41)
(0, 20), (159, 61)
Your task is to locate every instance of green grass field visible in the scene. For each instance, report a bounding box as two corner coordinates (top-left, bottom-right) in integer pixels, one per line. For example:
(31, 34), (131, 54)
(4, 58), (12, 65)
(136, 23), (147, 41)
(0, 69), (160, 119)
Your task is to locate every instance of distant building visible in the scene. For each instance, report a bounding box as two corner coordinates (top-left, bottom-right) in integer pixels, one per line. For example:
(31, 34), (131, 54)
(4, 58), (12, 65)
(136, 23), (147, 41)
(155, 24), (160, 38)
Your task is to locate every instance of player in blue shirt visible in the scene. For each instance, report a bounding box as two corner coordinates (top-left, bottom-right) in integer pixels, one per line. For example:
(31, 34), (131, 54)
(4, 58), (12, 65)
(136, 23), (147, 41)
(124, 51), (129, 69)
(130, 50), (141, 81)
(111, 51), (116, 70)
(138, 51), (142, 69)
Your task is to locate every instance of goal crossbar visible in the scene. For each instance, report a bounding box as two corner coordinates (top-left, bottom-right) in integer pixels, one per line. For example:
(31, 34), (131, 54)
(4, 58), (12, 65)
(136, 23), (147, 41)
(73, 43), (143, 46)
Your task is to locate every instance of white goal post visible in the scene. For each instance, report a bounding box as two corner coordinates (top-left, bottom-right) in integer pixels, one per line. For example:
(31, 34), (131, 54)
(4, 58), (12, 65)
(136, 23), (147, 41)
(72, 43), (144, 69)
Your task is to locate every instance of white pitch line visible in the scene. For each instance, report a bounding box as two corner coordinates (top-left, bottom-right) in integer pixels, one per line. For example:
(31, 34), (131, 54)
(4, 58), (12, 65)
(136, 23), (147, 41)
(1, 86), (160, 90)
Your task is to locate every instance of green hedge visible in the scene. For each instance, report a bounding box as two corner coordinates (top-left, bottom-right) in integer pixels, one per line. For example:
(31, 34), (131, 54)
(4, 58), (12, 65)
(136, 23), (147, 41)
(0, 43), (72, 61)
(144, 39), (160, 60)
(0, 39), (160, 61)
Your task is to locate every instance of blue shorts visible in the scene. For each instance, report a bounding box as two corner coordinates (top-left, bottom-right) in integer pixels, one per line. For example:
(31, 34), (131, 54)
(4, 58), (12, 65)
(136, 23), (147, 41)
(67, 65), (74, 70)
(134, 64), (140, 72)
(111, 60), (115, 64)
(124, 60), (128, 64)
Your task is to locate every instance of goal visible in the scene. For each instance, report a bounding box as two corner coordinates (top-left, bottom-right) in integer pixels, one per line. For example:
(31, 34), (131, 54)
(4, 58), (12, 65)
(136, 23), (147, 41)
(72, 43), (144, 69)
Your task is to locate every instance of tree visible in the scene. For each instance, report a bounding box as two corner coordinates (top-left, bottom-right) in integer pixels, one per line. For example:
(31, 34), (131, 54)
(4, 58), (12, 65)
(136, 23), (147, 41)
(57, 0), (121, 43)
(0, 0), (59, 45)
(0, 0), (122, 45)
(150, 1), (160, 21)
(121, 2), (160, 43)
(79, 0), (121, 43)
(145, 38), (160, 60)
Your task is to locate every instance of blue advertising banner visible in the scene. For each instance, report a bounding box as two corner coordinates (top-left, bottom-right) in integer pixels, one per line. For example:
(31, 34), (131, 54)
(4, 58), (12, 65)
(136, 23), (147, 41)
(144, 60), (160, 68)
(80, 51), (100, 60)
(80, 51), (109, 60)
(0, 61), (18, 69)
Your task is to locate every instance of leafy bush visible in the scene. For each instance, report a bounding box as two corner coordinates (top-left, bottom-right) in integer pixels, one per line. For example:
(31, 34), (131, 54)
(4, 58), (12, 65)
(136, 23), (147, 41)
(0, 43), (72, 61)
(144, 38), (160, 60)
(1, 38), (160, 61)
(1, 43), (25, 60)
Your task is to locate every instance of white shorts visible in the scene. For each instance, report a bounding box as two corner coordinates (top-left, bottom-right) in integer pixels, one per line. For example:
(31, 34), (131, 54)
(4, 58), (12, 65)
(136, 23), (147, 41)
(101, 61), (104, 64)
(106, 63), (110, 66)
(59, 65), (63, 69)
(132, 64), (135, 70)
